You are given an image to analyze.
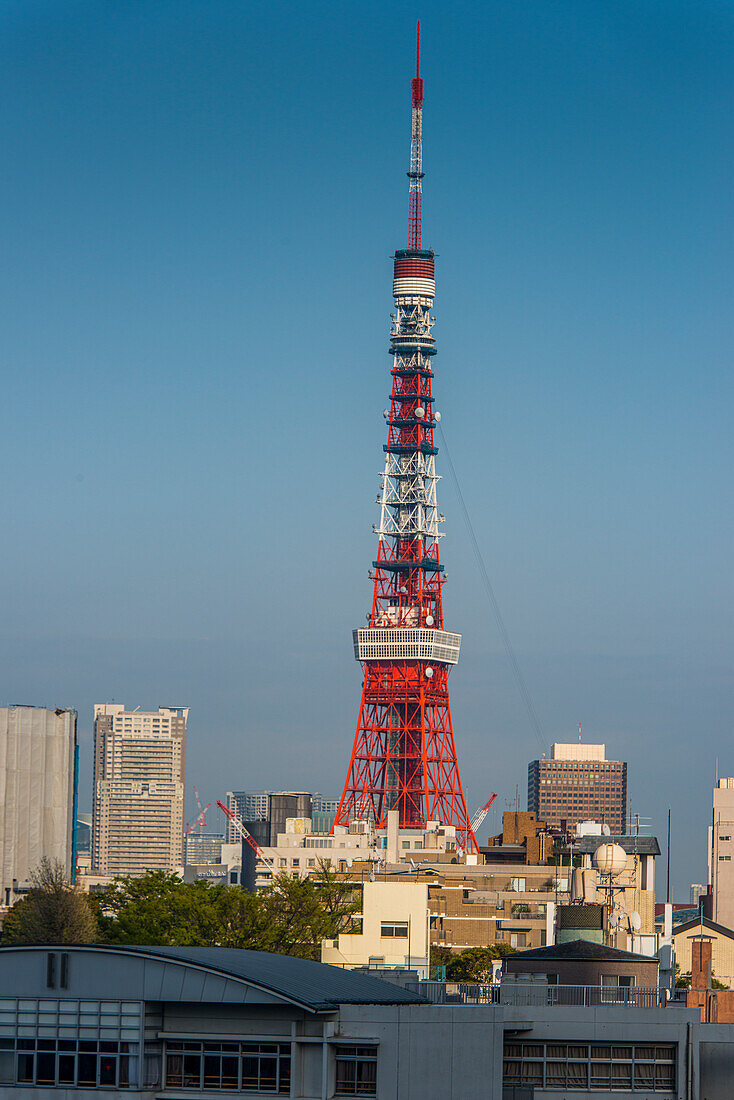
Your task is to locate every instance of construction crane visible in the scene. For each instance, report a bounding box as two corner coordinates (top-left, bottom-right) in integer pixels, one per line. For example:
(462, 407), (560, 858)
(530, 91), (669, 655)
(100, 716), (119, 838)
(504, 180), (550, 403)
(193, 786), (208, 829)
(471, 793), (498, 835)
(185, 791), (212, 835)
(216, 800), (276, 876)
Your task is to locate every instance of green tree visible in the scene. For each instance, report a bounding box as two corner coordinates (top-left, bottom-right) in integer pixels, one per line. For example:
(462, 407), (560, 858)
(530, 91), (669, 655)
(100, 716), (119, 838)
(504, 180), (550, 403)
(96, 872), (234, 946)
(444, 945), (516, 982)
(96, 865), (360, 959)
(1, 859), (99, 945)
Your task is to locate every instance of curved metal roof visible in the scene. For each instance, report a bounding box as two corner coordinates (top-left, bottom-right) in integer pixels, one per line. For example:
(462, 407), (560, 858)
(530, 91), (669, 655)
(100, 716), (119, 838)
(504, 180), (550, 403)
(0, 945), (427, 1011)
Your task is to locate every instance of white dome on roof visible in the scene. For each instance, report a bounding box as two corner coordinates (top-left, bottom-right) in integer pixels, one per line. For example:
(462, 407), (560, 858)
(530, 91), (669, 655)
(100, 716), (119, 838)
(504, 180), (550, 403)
(592, 842), (627, 876)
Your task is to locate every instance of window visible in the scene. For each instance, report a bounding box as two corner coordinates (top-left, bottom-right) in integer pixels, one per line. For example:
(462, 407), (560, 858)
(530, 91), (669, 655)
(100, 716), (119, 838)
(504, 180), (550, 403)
(510, 932), (526, 949)
(719, 855), (731, 862)
(503, 1040), (675, 1092)
(5, 1038), (137, 1088)
(720, 835), (731, 842)
(380, 922), (408, 938)
(335, 1046), (377, 1096)
(165, 1041), (290, 1092)
(510, 877), (526, 892)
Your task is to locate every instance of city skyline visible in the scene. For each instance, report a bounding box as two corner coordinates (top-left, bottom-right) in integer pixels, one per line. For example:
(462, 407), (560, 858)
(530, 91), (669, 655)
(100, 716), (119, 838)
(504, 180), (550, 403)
(2, 1), (733, 896)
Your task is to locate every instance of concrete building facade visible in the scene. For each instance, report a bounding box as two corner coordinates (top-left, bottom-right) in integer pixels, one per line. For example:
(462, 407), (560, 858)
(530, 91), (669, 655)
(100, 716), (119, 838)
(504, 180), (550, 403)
(528, 742), (628, 833)
(92, 704), (187, 877)
(0, 706), (78, 907)
(3, 942), (734, 1097)
(708, 778), (734, 930)
(321, 881), (430, 976)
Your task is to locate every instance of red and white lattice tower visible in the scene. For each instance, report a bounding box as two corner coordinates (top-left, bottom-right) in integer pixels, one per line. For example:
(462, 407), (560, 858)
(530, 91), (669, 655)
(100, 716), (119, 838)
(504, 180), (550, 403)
(333, 24), (477, 852)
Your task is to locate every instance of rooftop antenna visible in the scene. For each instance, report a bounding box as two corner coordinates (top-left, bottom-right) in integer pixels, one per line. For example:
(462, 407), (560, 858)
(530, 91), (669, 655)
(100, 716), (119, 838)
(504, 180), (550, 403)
(578, 721), (582, 745)
(408, 20), (424, 249)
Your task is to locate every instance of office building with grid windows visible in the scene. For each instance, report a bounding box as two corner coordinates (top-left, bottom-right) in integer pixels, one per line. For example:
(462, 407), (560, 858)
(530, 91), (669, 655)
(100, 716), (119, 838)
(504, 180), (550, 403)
(528, 743), (627, 834)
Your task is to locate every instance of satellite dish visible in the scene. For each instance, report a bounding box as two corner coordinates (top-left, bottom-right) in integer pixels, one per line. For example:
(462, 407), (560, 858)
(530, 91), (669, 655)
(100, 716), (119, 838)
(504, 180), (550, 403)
(425, 667), (434, 679)
(415, 406), (425, 419)
(602, 824), (611, 836)
(425, 614), (434, 626)
(609, 913), (618, 927)
(630, 911), (642, 932)
(383, 409), (390, 419)
(435, 411), (441, 421)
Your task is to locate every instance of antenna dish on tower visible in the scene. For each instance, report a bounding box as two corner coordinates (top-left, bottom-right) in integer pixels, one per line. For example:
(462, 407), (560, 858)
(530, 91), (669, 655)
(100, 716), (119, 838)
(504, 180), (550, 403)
(630, 911), (642, 932)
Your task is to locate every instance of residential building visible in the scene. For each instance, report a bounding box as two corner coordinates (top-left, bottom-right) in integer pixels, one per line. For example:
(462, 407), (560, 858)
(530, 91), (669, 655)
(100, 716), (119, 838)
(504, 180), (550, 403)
(0, 705), (78, 907)
(3, 942), (733, 1097)
(504, 938), (659, 988)
(92, 704), (187, 877)
(708, 778), (734, 929)
(673, 916), (734, 992)
(528, 742), (627, 833)
(321, 881), (430, 976)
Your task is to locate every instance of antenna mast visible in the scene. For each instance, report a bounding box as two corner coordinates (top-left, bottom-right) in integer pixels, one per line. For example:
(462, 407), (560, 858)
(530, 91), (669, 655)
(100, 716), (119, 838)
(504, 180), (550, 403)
(408, 21), (425, 250)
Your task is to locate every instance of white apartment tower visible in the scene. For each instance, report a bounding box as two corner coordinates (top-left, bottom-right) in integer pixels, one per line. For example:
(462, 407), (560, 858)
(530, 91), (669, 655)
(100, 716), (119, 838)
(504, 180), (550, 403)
(0, 706), (78, 906)
(92, 704), (187, 876)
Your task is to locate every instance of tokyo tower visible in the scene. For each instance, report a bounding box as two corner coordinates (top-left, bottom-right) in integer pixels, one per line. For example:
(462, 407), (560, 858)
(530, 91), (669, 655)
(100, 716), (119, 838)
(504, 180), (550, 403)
(333, 24), (477, 852)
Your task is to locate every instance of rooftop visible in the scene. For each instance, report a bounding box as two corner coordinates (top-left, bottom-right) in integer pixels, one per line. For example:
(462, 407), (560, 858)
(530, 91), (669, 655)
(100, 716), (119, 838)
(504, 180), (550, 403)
(572, 835), (661, 857)
(507, 939), (658, 964)
(0, 945), (427, 1012)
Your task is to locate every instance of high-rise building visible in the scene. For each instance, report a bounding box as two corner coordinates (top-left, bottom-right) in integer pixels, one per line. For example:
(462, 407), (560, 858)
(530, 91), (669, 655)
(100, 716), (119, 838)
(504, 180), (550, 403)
(225, 790), (314, 846)
(92, 704), (187, 876)
(184, 832), (224, 866)
(0, 705), (78, 906)
(527, 743), (627, 834)
(708, 779), (734, 929)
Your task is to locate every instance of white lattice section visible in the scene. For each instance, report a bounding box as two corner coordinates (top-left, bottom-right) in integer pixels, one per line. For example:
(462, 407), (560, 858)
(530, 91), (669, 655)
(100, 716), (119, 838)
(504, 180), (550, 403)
(353, 628), (461, 665)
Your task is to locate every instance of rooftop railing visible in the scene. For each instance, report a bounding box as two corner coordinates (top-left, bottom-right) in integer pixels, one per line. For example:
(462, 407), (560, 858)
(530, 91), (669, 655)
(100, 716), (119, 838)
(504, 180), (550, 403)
(407, 981), (667, 1008)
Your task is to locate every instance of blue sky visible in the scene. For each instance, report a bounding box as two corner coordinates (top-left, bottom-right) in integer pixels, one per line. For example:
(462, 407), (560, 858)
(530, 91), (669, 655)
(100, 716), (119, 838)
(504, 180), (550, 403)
(1, 1), (732, 895)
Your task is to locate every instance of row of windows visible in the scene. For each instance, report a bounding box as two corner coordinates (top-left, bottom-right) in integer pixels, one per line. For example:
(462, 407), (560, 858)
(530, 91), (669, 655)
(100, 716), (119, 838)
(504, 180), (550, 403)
(503, 1042), (676, 1092)
(0, 1039), (136, 1090)
(165, 1042), (291, 1093)
(160, 1042), (378, 1096)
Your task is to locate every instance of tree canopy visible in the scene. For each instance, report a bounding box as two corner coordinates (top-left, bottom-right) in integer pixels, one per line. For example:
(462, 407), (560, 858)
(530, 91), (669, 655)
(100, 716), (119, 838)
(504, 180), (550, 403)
(1, 859), (99, 946)
(431, 944), (516, 981)
(2, 861), (360, 961)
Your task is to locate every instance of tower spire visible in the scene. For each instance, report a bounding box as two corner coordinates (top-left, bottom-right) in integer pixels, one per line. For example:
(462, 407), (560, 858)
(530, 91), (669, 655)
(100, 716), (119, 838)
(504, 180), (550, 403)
(333, 30), (477, 852)
(408, 21), (424, 250)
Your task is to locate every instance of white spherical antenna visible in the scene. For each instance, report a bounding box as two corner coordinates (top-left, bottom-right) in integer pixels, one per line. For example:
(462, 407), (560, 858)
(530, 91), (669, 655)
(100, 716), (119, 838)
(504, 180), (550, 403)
(592, 842), (627, 876)
(434, 411), (441, 421)
(425, 667), (434, 679)
(630, 911), (642, 932)
(415, 406), (425, 419)
(425, 614), (434, 626)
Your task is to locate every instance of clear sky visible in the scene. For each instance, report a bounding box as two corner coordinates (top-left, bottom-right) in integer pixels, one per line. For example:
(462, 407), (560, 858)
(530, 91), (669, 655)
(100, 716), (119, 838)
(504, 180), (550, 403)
(2, 1), (732, 896)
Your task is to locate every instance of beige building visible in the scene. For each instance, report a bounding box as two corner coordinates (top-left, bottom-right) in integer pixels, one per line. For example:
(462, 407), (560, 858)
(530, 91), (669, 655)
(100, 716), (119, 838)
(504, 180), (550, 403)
(673, 916), (734, 990)
(0, 706), (77, 907)
(322, 881), (430, 976)
(709, 778), (734, 929)
(92, 704), (187, 876)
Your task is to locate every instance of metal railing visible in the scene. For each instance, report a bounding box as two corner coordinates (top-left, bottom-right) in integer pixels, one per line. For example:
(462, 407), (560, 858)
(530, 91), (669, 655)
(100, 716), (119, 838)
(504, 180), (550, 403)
(407, 981), (667, 1008)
